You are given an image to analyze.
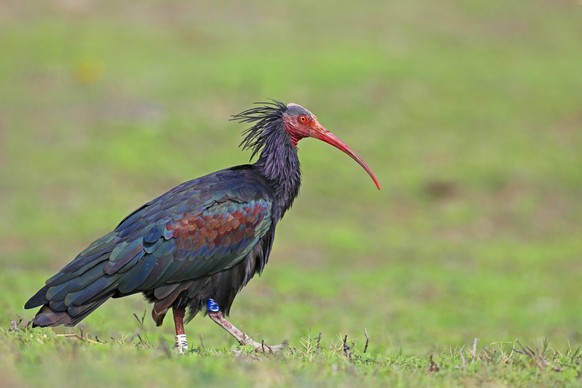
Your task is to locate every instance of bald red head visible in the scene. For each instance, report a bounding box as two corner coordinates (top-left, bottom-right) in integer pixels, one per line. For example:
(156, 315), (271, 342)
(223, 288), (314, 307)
(282, 103), (381, 190)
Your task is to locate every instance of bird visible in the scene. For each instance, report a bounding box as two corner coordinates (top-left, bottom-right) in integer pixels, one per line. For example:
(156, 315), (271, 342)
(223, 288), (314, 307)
(24, 100), (380, 353)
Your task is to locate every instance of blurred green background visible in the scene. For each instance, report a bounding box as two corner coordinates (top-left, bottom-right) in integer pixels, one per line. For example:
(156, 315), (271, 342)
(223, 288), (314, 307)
(1, 0), (581, 385)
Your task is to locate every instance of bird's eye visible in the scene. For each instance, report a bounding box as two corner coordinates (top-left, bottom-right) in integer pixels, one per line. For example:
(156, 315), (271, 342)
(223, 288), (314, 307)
(298, 115), (308, 123)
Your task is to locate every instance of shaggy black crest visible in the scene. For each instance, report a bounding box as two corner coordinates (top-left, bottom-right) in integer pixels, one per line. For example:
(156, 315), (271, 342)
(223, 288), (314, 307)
(232, 100), (288, 160)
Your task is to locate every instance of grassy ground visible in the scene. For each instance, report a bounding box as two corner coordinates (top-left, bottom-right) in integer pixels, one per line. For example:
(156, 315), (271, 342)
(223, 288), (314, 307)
(1, 0), (581, 386)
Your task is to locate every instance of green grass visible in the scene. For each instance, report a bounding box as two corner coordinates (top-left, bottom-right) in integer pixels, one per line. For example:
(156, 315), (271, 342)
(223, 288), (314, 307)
(2, 325), (581, 387)
(1, 0), (581, 386)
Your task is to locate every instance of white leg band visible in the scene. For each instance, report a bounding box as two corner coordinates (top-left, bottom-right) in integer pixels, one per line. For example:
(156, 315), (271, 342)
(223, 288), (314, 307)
(176, 334), (188, 354)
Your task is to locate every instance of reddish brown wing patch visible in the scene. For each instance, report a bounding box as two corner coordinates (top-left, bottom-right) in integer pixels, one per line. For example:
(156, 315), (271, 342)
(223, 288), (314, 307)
(166, 200), (270, 255)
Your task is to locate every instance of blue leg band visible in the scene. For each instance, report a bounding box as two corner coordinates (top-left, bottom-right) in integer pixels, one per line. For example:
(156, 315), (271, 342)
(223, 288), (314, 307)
(207, 298), (220, 313)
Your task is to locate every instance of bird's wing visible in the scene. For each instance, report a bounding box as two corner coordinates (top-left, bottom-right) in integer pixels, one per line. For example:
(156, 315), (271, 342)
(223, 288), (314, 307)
(25, 167), (274, 310)
(109, 196), (273, 295)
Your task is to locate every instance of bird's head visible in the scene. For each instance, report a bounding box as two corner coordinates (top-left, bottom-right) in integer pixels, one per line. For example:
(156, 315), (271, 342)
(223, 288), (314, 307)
(282, 103), (380, 190)
(234, 100), (381, 190)
(281, 103), (322, 145)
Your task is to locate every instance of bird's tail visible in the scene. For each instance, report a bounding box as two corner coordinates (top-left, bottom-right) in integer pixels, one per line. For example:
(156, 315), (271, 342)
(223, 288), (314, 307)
(24, 232), (122, 327)
(27, 296), (110, 327)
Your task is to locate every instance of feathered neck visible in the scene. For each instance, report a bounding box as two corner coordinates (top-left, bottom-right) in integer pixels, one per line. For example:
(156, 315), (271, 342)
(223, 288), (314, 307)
(233, 101), (301, 216)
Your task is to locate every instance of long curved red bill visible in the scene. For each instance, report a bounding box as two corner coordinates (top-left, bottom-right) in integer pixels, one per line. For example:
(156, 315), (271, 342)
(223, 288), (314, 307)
(313, 125), (381, 190)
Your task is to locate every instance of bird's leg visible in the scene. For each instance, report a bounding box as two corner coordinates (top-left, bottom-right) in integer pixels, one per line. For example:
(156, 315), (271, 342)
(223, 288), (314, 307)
(173, 306), (188, 354)
(206, 299), (287, 353)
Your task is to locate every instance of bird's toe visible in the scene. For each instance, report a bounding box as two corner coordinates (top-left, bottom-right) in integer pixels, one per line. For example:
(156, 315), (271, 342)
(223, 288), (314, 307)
(253, 340), (288, 354)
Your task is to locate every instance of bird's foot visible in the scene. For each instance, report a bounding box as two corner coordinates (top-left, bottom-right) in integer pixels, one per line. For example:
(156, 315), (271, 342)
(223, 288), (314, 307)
(175, 334), (188, 354)
(233, 340), (288, 358)
(207, 298), (288, 354)
(250, 339), (288, 354)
